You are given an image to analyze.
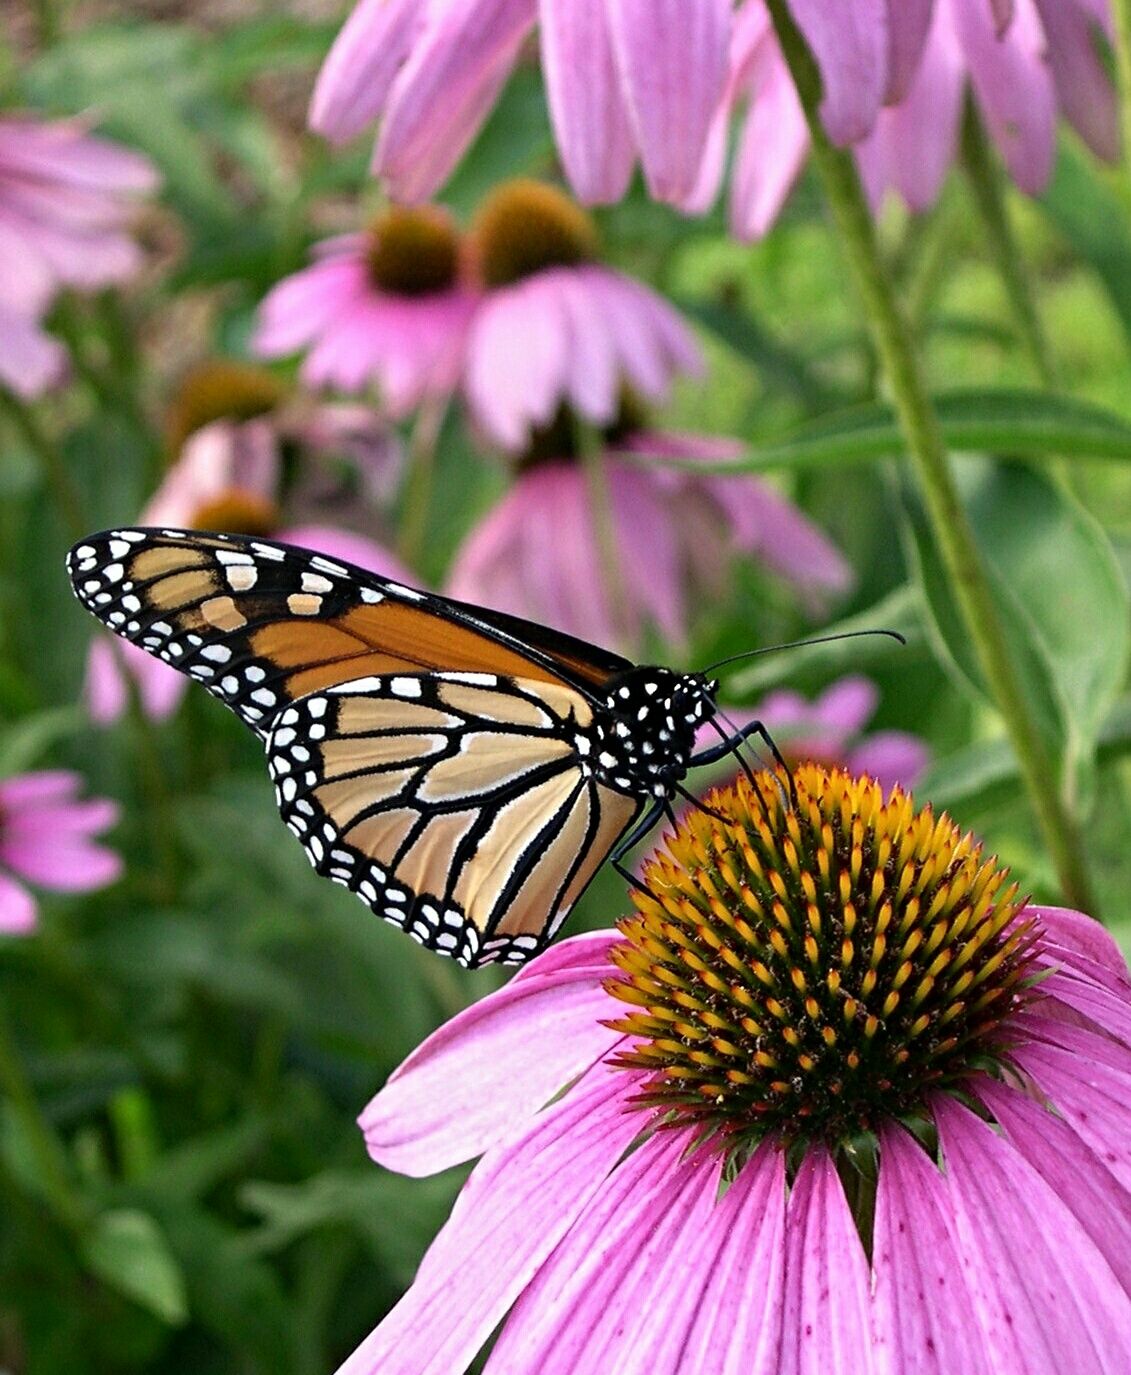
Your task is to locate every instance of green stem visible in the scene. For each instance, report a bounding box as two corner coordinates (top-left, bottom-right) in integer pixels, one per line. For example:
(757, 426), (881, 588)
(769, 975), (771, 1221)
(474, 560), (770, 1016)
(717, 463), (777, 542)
(960, 99), (1058, 387)
(398, 397), (447, 569)
(0, 389), (85, 540)
(1112, 0), (1131, 191)
(0, 997), (87, 1232)
(766, 0), (1098, 917)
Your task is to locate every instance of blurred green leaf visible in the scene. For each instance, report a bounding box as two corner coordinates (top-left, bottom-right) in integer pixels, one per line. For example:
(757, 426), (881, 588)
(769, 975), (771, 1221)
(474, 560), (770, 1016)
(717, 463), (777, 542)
(0, 706), (84, 776)
(728, 584), (927, 698)
(662, 390), (1131, 472)
(1041, 140), (1131, 354)
(903, 462), (1129, 807)
(81, 1208), (189, 1326)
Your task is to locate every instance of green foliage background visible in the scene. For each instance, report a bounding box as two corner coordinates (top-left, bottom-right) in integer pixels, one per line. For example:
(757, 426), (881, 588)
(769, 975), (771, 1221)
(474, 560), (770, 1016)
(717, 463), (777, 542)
(3, 6), (1131, 1372)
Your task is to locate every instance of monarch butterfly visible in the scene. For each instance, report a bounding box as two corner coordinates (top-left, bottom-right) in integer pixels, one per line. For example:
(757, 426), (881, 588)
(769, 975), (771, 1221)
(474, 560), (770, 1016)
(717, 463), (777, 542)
(68, 527), (774, 967)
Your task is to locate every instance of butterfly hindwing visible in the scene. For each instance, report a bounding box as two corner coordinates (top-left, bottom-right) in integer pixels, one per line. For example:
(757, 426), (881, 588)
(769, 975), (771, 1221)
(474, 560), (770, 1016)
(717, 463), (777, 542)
(67, 528), (626, 737)
(266, 672), (640, 967)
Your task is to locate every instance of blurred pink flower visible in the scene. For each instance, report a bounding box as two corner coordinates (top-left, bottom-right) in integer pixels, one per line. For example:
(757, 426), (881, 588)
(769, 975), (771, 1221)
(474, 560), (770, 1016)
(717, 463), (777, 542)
(447, 429), (851, 652)
(0, 114), (158, 398)
(339, 861), (1131, 1373)
(467, 266), (701, 450)
(863, 0), (1116, 212)
(465, 179), (702, 450)
(309, 1), (921, 209)
(0, 771), (122, 934)
(708, 0), (1116, 239)
(85, 406), (413, 726)
(748, 675), (929, 790)
(253, 207), (477, 417)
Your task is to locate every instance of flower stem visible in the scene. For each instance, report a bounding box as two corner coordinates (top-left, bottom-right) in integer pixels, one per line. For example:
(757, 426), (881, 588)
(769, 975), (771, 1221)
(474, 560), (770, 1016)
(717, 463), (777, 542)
(766, 0), (1098, 917)
(1112, 0), (1131, 190)
(960, 99), (1058, 387)
(0, 996), (87, 1233)
(0, 388), (85, 540)
(398, 397), (447, 569)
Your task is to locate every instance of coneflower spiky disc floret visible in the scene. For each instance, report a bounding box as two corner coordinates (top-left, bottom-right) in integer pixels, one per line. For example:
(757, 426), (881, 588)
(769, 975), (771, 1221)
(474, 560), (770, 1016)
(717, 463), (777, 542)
(606, 764), (1037, 1146)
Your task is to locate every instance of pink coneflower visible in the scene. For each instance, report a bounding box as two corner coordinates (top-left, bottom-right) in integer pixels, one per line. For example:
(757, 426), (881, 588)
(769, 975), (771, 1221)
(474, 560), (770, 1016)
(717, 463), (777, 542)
(342, 765), (1131, 1374)
(85, 362), (412, 725)
(253, 205), (477, 417)
(858, 0), (1116, 213)
(745, 675), (929, 791)
(0, 772), (122, 935)
(0, 114), (158, 398)
(464, 180), (702, 450)
(310, 0), (938, 210)
(447, 410), (850, 653)
(708, 0), (1116, 239)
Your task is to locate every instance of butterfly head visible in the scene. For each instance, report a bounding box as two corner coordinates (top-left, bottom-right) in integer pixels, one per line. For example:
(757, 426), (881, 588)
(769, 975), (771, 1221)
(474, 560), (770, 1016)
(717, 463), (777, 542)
(589, 667), (718, 800)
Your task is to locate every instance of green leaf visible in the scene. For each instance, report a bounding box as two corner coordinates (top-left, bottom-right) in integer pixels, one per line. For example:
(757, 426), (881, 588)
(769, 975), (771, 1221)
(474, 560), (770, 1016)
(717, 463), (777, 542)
(903, 461), (1129, 808)
(81, 1209), (189, 1326)
(650, 390), (1131, 473)
(1041, 139), (1131, 353)
(0, 707), (84, 777)
(728, 584), (927, 698)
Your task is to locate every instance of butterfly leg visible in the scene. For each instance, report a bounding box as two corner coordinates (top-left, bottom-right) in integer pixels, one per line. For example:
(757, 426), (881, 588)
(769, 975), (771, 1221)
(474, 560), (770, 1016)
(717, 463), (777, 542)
(692, 718), (798, 809)
(610, 799), (667, 902)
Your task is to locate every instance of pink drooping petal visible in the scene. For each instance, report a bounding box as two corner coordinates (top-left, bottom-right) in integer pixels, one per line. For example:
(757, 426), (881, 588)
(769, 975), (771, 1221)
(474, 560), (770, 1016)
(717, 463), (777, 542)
(3, 797), (118, 841)
(1011, 1019), (1131, 1193)
(952, 0), (1056, 194)
(847, 732), (930, 791)
(308, 0), (427, 142)
(0, 302), (67, 397)
(884, 0), (934, 102)
(375, 0), (535, 204)
(593, 268), (702, 402)
(607, 462), (688, 646)
(84, 636), (186, 726)
(1032, 0), (1119, 163)
(0, 213), (55, 314)
(555, 271), (622, 425)
(465, 277), (570, 449)
(730, 60), (811, 240)
(253, 256), (371, 357)
(935, 1095), (1131, 1370)
(336, 1063), (644, 1375)
(539, 0), (635, 204)
(1034, 968), (1131, 1049)
(781, 1146), (876, 1374)
(788, 0), (889, 144)
(0, 832), (122, 893)
(0, 771), (80, 809)
(1031, 905), (1131, 985)
(0, 871), (37, 935)
(857, 7), (965, 213)
(359, 939), (621, 1175)
(605, 0), (730, 205)
(726, 475), (854, 598)
(278, 525), (415, 586)
(873, 1122), (993, 1374)
(0, 117), (158, 193)
(977, 1078), (1131, 1292)
(813, 676), (879, 737)
(485, 1130), (728, 1372)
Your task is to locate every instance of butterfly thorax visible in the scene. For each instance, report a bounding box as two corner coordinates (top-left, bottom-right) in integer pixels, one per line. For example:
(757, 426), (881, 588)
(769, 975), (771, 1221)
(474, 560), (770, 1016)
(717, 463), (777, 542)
(580, 667), (717, 800)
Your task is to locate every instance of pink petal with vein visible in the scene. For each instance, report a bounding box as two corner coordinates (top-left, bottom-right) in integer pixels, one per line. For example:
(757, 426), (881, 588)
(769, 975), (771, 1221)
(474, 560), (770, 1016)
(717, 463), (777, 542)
(781, 1147), (876, 1375)
(606, 0), (730, 204)
(873, 1122), (992, 1373)
(336, 1063), (643, 1375)
(539, 0), (635, 203)
(359, 941), (620, 1175)
(788, 0), (889, 144)
(936, 1095), (1131, 1371)
(308, 0), (426, 141)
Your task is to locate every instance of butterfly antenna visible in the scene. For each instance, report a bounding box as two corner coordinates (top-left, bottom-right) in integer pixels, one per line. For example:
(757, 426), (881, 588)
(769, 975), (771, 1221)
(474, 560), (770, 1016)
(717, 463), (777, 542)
(702, 627), (906, 676)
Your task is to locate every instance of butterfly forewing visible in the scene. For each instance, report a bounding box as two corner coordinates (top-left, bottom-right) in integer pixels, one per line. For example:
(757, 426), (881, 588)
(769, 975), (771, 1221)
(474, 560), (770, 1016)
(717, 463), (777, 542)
(67, 528), (625, 737)
(266, 673), (639, 967)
